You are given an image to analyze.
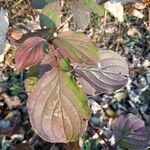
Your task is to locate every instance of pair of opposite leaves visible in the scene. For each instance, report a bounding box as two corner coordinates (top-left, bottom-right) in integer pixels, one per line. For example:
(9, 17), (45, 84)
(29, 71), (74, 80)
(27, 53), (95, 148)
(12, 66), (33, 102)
(15, 31), (129, 143)
(35, 0), (104, 30)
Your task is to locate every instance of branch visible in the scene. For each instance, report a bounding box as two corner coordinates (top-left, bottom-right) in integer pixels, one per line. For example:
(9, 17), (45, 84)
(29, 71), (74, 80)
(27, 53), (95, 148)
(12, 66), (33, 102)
(89, 123), (112, 150)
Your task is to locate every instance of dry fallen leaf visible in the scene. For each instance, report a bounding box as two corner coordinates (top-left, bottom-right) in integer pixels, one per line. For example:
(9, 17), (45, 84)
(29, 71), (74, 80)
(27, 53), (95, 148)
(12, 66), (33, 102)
(10, 28), (23, 40)
(0, 9), (9, 55)
(132, 9), (144, 18)
(105, 0), (124, 22)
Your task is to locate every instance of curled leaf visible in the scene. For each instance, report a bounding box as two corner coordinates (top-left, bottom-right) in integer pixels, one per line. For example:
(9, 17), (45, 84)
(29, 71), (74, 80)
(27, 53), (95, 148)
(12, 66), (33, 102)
(112, 114), (150, 150)
(15, 37), (46, 71)
(53, 31), (99, 65)
(27, 68), (91, 143)
(75, 50), (129, 94)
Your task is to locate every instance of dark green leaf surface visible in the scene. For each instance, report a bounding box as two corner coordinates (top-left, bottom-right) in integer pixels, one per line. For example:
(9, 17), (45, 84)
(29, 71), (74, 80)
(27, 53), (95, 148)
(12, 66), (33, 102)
(40, 0), (61, 28)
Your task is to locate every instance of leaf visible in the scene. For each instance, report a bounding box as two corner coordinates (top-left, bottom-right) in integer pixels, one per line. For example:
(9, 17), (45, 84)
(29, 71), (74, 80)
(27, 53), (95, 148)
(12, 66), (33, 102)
(15, 37), (46, 71)
(25, 51), (57, 92)
(71, 0), (90, 30)
(60, 58), (71, 71)
(112, 114), (150, 150)
(40, 0), (61, 28)
(132, 9), (144, 19)
(105, 0), (124, 22)
(75, 50), (129, 94)
(27, 68), (91, 143)
(53, 31), (99, 65)
(40, 50), (57, 76)
(24, 76), (38, 93)
(27, 64), (40, 78)
(30, 0), (56, 9)
(80, 0), (104, 15)
(78, 78), (95, 95)
(30, 0), (48, 9)
(0, 9), (9, 55)
(24, 64), (40, 92)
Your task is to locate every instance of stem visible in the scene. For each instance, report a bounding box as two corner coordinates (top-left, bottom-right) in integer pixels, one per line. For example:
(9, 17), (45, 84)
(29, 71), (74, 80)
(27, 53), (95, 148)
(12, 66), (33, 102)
(50, 45), (60, 68)
(50, 143), (55, 150)
(89, 123), (112, 150)
(58, 15), (73, 31)
(55, 48), (71, 68)
(20, 71), (23, 85)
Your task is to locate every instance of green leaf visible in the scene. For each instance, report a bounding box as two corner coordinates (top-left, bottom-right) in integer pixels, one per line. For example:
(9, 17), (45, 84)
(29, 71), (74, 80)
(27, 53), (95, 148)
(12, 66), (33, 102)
(30, 0), (48, 9)
(27, 68), (91, 143)
(40, 0), (61, 28)
(24, 65), (40, 92)
(24, 76), (38, 93)
(43, 42), (50, 54)
(26, 64), (40, 78)
(60, 58), (71, 71)
(80, 0), (104, 16)
(53, 31), (99, 65)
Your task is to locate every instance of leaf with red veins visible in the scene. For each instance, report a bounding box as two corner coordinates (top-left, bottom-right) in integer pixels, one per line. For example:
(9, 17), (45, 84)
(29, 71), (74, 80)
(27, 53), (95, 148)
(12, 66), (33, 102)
(27, 68), (91, 143)
(75, 50), (129, 94)
(71, 0), (90, 30)
(53, 31), (99, 65)
(15, 37), (46, 71)
(112, 114), (150, 150)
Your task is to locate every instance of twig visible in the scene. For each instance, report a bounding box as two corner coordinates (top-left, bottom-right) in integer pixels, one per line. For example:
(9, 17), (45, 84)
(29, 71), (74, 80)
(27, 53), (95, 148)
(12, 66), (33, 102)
(11, 4), (28, 19)
(11, 0), (24, 8)
(58, 15), (73, 31)
(20, 71), (24, 85)
(50, 143), (55, 150)
(89, 123), (112, 150)
(148, 9), (150, 31)
(104, 9), (108, 27)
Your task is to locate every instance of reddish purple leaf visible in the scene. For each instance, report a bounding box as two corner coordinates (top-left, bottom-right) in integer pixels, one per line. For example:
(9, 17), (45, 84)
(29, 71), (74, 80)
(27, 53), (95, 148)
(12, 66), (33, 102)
(112, 114), (150, 150)
(75, 50), (129, 94)
(27, 68), (91, 143)
(39, 50), (57, 76)
(78, 77), (95, 95)
(71, 0), (90, 30)
(15, 37), (46, 71)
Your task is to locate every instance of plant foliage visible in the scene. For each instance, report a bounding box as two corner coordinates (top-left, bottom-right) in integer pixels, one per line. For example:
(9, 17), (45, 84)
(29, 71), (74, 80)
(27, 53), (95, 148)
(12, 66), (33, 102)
(15, 0), (129, 144)
(112, 114), (150, 150)
(15, 37), (46, 71)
